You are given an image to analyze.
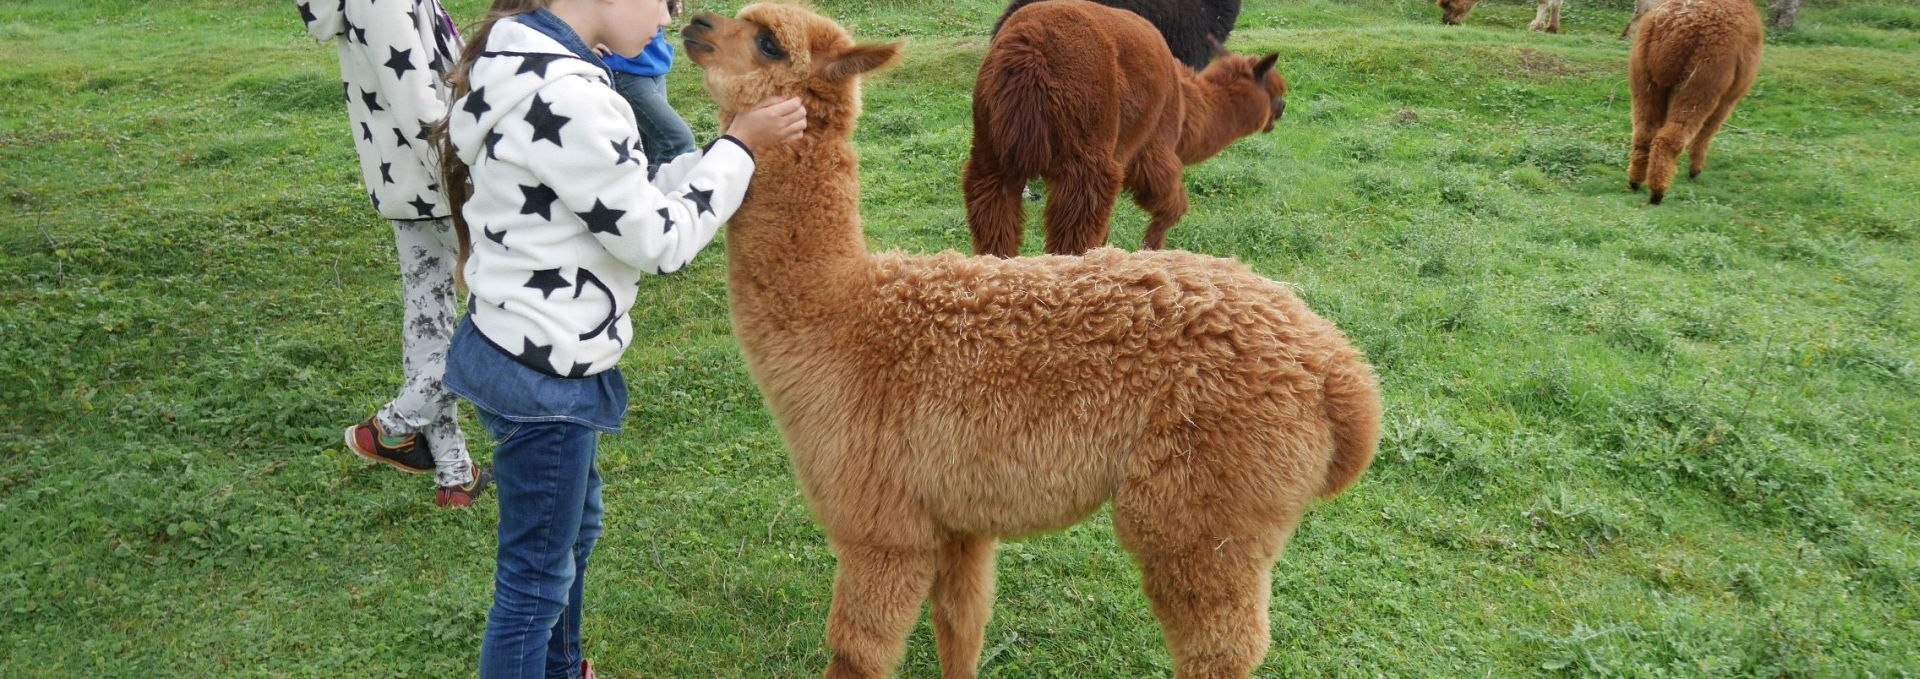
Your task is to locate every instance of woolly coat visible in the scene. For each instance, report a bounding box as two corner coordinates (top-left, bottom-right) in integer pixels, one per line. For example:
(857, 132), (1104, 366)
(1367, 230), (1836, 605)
(448, 20), (756, 377)
(298, 0), (461, 220)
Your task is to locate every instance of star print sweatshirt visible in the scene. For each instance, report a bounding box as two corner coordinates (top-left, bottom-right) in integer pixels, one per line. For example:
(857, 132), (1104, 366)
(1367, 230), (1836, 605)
(297, 0), (461, 220)
(447, 17), (755, 378)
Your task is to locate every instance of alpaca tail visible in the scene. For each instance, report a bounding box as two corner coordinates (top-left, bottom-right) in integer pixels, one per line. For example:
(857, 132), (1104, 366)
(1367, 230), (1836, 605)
(1317, 347), (1382, 499)
(980, 38), (1054, 179)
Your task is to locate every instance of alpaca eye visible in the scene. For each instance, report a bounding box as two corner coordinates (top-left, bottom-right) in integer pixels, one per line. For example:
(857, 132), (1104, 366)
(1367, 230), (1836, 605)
(757, 32), (787, 61)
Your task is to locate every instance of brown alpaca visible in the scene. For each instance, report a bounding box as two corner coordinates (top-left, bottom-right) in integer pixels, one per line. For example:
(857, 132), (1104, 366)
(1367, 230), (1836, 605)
(1439, 0), (1569, 32)
(963, 0), (1286, 257)
(683, 5), (1378, 678)
(1627, 0), (1763, 205)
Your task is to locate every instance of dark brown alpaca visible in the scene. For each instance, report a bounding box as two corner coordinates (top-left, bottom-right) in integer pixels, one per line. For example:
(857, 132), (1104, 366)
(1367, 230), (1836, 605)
(1628, 0), (1763, 205)
(963, 0), (1286, 257)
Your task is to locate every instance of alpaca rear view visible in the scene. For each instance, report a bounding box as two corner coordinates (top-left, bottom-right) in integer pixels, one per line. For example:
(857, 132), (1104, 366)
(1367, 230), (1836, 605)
(1627, 0), (1763, 205)
(965, 0), (1285, 257)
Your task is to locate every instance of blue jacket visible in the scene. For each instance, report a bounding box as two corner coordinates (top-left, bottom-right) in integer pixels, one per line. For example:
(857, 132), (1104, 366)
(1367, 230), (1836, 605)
(603, 30), (673, 77)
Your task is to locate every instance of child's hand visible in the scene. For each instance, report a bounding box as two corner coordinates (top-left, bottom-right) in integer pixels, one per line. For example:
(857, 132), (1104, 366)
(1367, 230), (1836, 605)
(592, 43), (612, 58)
(724, 97), (807, 153)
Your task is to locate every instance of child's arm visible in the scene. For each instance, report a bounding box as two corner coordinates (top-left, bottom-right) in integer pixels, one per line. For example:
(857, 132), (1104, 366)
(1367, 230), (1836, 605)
(350, 0), (447, 180)
(528, 78), (754, 274)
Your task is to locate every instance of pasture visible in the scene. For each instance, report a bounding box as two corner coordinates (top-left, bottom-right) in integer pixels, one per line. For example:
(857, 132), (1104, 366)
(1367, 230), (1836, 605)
(1, 0), (1916, 675)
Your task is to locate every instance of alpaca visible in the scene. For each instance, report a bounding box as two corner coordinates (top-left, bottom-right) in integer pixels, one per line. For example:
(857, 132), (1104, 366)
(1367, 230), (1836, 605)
(993, 0), (1243, 71)
(965, 0), (1286, 257)
(1627, 0), (1763, 205)
(682, 4), (1379, 677)
(1439, 0), (1568, 32)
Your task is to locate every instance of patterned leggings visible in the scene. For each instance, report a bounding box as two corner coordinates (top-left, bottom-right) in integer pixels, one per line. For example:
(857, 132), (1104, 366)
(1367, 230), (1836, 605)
(375, 217), (474, 487)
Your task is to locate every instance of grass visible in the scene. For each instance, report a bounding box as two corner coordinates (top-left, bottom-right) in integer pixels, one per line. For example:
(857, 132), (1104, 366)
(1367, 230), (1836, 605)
(2, 0), (1917, 676)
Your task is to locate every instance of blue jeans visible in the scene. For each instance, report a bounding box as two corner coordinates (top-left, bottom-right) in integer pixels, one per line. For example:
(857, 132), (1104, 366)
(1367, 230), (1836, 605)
(612, 72), (696, 168)
(475, 409), (604, 679)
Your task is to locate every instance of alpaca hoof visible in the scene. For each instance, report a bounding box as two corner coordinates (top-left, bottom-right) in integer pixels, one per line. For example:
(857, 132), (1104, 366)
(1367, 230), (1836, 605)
(1688, 169), (1701, 180)
(1629, 181), (1641, 193)
(1649, 192), (1665, 205)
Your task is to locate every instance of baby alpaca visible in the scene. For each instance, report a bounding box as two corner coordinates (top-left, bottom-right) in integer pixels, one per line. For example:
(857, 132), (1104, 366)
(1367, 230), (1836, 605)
(966, 0), (1286, 257)
(1627, 0), (1763, 204)
(684, 5), (1376, 678)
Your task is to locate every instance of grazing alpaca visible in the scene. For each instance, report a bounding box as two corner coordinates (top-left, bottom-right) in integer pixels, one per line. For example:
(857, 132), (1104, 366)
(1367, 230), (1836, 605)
(1442, 0), (1657, 35)
(683, 4), (1378, 677)
(993, 0), (1243, 71)
(1439, 0), (1568, 32)
(1627, 0), (1763, 205)
(964, 0), (1286, 257)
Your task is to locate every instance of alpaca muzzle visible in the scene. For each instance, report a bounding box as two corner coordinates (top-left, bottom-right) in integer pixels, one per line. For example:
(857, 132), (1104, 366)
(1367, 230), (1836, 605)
(681, 14), (717, 56)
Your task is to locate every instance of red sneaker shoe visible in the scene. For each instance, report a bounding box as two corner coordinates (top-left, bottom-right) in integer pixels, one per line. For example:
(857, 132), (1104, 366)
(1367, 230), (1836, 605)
(435, 465), (493, 508)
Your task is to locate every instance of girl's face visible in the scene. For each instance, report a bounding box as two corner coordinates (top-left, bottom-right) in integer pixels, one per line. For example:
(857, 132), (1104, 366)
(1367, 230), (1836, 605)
(597, 0), (670, 56)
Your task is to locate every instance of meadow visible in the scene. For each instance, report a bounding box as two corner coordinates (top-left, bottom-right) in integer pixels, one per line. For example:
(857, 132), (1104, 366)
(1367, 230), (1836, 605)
(1, 0), (1916, 675)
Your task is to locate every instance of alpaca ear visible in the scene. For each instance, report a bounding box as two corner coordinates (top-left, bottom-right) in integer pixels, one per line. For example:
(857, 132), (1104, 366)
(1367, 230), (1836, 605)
(1252, 53), (1279, 79)
(821, 42), (902, 81)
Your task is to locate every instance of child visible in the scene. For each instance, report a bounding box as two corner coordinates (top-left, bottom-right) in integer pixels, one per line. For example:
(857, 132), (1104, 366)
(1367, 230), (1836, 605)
(598, 0), (697, 169)
(296, 0), (492, 507)
(435, 1), (805, 676)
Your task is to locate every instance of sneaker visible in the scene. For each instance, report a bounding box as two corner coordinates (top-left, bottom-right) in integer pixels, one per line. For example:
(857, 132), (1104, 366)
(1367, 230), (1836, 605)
(344, 416), (433, 475)
(581, 660), (600, 679)
(435, 465), (493, 508)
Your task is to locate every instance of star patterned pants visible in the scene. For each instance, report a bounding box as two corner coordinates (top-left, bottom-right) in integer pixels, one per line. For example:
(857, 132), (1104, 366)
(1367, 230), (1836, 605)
(375, 216), (474, 487)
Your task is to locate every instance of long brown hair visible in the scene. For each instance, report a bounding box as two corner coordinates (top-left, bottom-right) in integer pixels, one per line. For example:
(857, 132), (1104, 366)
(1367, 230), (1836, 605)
(437, 0), (551, 288)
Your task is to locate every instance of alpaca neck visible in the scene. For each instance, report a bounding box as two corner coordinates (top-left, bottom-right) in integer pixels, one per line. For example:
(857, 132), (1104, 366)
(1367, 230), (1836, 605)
(1174, 75), (1245, 165)
(724, 115), (868, 333)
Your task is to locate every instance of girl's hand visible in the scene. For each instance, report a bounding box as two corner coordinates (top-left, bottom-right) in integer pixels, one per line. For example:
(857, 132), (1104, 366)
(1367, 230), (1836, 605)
(724, 97), (807, 153)
(592, 43), (612, 58)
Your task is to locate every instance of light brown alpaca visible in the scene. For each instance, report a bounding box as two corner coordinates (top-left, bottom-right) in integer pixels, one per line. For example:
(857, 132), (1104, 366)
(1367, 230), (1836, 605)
(682, 5), (1381, 678)
(1627, 0), (1763, 205)
(964, 0), (1286, 257)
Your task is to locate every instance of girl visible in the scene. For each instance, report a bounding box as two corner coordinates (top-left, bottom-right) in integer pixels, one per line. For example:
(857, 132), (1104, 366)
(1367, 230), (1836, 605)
(296, 0), (490, 507)
(435, 0), (805, 676)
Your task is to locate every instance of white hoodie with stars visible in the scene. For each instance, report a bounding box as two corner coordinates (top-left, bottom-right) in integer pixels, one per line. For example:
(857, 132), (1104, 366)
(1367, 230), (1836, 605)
(448, 19), (755, 378)
(298, 0), (461, 220)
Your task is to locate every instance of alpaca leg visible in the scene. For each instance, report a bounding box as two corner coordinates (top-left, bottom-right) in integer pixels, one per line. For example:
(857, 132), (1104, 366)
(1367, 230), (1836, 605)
(1687, 65), (1756, 180)
(964, 149), (1027, 258)
(1686, 96), (1739, 180)
(1129, 149), (1190, 251)
(1041, 159), (1124, 255)
(1111, 428), (1305, 678)
(1627, 82), (1669, 192)
(1530, 0), (1560, 33)
(822, 541), (938, 679)
(930, 534), (997, 679)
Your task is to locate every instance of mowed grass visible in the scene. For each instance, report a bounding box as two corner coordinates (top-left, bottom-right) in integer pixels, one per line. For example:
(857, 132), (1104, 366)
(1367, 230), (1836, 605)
(2, 0), (1917, 676)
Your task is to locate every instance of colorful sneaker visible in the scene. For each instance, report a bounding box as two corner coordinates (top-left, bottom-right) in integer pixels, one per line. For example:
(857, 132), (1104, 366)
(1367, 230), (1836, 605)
(344, 416), (433, 475)
(581, 660), (599, 679)
(435, 465), (493, 508)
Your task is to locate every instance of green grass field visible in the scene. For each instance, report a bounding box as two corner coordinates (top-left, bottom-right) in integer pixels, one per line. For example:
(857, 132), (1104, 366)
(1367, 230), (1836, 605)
(2, 0), (1916, 675)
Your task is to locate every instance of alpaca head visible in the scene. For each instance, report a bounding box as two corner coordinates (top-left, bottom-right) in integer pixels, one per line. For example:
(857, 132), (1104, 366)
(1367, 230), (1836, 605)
(681, 3), (901, 135)
(1438, 0), (1482, 25)
(1200, 52), (1288, 135)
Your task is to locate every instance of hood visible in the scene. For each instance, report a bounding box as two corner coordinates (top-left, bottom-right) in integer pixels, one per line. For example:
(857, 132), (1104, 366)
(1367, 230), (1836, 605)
(449, 19), (609, 166)
(297, 0), (345, 41)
